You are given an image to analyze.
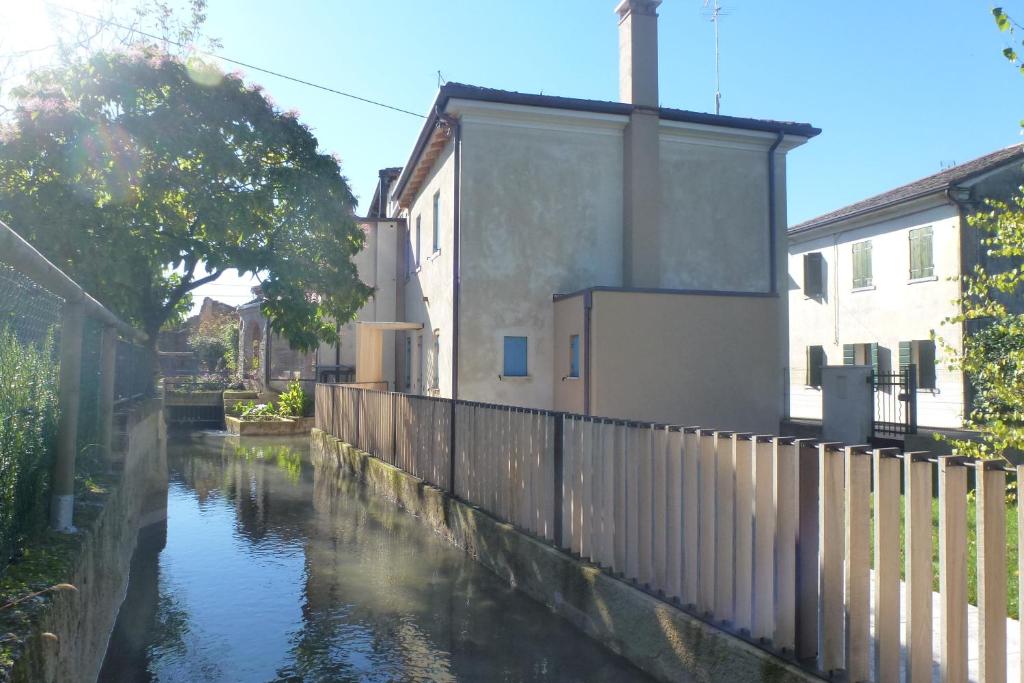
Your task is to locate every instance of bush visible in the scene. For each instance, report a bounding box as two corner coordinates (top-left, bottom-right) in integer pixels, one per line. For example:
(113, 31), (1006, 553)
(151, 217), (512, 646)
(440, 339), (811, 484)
(277, 381), (311, 418)
(0, 328), (59, 569)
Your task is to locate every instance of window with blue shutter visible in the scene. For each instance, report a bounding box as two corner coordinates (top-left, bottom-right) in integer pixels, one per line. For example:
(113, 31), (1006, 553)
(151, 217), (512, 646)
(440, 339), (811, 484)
(503, 336), (528, 377)
(569, 335), (580, 378)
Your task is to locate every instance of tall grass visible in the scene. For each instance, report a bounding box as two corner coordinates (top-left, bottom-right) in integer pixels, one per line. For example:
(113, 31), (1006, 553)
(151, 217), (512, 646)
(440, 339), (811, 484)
(0, 327), (59, 571)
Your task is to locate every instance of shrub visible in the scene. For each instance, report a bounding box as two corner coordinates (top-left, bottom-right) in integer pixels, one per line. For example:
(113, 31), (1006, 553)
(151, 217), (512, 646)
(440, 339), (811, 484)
(277, 381), (310, 418)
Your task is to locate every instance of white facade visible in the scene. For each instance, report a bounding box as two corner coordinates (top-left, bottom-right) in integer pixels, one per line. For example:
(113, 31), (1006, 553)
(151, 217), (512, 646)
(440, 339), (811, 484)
(788, 198), (964, 428)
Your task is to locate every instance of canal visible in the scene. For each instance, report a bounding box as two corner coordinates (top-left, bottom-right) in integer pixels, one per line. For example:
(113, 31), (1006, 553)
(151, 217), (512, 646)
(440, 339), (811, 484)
(99, 433), (650, 682)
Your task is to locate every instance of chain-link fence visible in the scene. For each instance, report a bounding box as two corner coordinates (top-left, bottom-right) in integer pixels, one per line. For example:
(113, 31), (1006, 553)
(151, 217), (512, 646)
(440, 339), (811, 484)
(0, 224), (151, 572)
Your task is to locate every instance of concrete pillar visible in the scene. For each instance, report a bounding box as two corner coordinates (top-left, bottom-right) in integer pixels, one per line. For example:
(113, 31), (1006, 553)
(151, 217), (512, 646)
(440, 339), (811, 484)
(616, 0), (662, 107)
(98, 325), (118, 464)
(52, 300), (84, 532)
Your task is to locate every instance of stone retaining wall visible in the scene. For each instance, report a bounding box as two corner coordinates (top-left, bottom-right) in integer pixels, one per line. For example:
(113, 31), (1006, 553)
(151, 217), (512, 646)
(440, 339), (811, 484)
(5, 399), (167, 683)
(310, 428), (820, 683)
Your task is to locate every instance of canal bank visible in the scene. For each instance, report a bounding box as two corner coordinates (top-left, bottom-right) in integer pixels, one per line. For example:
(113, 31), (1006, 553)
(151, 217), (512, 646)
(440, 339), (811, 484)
(310, 427), (818, 683)
(2, 398), (167, 683)
(99, 432), (651, 681)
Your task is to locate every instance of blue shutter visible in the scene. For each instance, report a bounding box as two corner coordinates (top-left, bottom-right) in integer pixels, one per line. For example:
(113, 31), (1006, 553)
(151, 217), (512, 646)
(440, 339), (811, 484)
(569, 335), (580, 378)
(503, 336), (528, 377)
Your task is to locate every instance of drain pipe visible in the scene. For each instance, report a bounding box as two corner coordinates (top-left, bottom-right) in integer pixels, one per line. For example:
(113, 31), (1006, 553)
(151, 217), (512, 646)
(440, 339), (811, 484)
(441, 112), (462, 494)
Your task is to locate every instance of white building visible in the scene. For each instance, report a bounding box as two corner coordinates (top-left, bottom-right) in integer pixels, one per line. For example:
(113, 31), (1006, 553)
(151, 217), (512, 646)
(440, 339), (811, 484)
(788, 144), (1024, 431)
(345, 0), (820, 434)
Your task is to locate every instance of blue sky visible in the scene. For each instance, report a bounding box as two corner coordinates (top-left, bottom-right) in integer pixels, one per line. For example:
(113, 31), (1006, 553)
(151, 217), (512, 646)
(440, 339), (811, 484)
(7, 1), (1024, 308)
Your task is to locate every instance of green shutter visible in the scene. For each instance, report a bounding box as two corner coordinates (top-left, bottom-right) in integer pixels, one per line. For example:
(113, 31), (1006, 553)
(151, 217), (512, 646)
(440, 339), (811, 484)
(853, 241), (873, 288)
(898, 341), (912, 370)
(870, 342), (880, 375)
(807, 346), (824, 386)
(804, 253), (824, 297)
(918, 340), (936, 389)
(909, 226), (934, 279)
(843, 344), (855, 365)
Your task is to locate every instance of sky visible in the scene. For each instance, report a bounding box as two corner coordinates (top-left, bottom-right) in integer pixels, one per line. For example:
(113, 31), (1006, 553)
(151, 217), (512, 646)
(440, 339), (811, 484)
(5, 0), (1024, 311)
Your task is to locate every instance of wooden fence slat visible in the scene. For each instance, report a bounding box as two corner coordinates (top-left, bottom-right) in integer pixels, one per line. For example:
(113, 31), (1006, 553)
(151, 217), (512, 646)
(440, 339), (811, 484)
(638, 426), (654, 587)
(774, 438), (798, 651)
(715, 431), (735, 624)
(683, 429), (700, 607)
(698, 430), (716, 616)
(873, 450), (901, 683)
(602, 420), (616, 567)
(627, 425), (641, 581)
(844, 446), (871, 682)
(666, 428), (683, 601)
(653, 426), (668, 593)
(613, 422), (627, 574)
(581, 418), (594, 559)
(905, 452), (933, 683)
(752, 437), (774, 642)
(977, 462), (1007, 683)
(819, 443), (845, 673)
(734, 434), (753, 633)
(939, 456), (968, 683)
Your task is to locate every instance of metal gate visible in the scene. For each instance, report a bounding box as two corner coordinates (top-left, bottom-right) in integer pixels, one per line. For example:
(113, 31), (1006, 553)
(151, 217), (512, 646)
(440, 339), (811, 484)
(873, 365), (917, 437)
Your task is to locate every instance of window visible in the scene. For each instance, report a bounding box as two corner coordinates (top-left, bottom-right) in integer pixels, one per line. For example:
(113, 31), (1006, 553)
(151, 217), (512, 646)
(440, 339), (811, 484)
(843, 342), (881, 376)
(503, 336), (528, 377)
(432, 192), (441, 253)
(852, 240), (873, 288)
(803, 252), (824, 297)
(432, 330), (440, 390)
(414, 215), (421, 268)
(569, 334), (580, 378)
(806, 345), (825, 387)
(417, 334), (424, 392)
(405, 229), (413, 278)
(909, 226), (934, 279)
(404, 336), (412, 389)
(899, 339), (937, 390)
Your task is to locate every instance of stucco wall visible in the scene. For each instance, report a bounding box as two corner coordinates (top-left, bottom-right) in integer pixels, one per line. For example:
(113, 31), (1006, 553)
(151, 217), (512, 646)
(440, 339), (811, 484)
(589, 290), (782, 434)
(788, 201), (964, 428)
(455, 106), (626, 409)
(552, 295), (585, 414)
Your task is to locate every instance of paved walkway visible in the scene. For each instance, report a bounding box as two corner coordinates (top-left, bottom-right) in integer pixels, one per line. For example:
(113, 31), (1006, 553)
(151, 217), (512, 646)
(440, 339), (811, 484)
(864, 573), (1020, 681)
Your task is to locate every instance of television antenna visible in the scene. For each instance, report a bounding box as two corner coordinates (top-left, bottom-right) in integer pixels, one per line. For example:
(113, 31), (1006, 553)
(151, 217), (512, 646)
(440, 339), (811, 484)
(702, 0), (730, 114)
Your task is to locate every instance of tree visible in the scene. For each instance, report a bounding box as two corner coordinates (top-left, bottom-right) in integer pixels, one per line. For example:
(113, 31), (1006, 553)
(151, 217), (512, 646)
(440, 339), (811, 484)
(0, 48), (372, 353)
(942, 197), (1024, 461)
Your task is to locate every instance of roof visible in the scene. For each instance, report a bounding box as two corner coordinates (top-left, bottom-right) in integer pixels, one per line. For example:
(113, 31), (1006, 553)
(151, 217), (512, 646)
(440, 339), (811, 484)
(790, 144), (1024, 235)
(392, 82), (821, 207)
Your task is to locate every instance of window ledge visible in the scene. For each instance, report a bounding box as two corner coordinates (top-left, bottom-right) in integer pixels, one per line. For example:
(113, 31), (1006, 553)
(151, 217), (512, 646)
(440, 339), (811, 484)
(851, 285), (876, 293)
(907, 275), (938, 285)
(499, 375), (532, 382)
(426, 250), (441, 262)
(562, 375), (580, 381)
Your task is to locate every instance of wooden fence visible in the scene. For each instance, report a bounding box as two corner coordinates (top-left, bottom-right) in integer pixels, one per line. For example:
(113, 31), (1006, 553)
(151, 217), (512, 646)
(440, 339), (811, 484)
(315, 383), (1022, 682)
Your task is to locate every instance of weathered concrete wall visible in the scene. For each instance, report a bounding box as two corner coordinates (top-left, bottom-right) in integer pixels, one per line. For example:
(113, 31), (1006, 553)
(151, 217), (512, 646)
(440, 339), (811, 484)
(6, 398), (167, 683)
(310, 429), (817, 683)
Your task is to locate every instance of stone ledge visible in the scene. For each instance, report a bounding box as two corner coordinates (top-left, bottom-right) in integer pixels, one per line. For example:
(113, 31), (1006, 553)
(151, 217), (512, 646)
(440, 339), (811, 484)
(310, 428), (821, 683)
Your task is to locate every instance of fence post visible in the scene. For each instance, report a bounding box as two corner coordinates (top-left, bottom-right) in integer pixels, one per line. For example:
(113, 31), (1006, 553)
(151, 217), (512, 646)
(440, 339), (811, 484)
(553, 412), (564, 548)
(793, 438), (819, 663)
(939, 455), (969, 683)
(976, 460), (1007, 683)
(905, 451), (934, 683)
(98, 326), (118, 464)
(449, 397), (456, 495)
(52, 300), (84, 532)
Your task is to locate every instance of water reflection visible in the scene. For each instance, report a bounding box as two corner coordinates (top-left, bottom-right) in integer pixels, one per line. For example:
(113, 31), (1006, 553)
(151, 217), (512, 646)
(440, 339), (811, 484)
(100, 433), (649, 682)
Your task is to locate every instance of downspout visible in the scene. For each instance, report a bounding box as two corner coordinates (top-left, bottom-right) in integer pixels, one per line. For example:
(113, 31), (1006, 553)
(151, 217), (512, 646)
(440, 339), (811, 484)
(945, 185), (973, 426)
(441, 112), (462, 494)
(767, 130), (786, 419)
(583, 290), (593, 416)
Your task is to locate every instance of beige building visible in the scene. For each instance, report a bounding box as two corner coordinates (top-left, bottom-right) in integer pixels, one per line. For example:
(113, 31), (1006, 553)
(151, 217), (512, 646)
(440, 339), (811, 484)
(788, 144), (1024, 431)
(348, 0), (820, 433)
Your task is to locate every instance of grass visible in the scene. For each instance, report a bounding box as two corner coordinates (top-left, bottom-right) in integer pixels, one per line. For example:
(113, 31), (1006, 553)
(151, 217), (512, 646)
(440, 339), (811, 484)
(870, 494), (1020, 620)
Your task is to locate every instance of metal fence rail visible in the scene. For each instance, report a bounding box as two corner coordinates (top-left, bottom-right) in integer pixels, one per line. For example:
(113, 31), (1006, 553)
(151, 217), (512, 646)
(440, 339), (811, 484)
(0, 219), (149, 555)
(316, 382), (1024, 682)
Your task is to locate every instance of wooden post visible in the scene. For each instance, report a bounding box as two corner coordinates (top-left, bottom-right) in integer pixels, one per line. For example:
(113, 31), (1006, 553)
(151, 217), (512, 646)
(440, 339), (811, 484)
(698, 429), (717, 616)
(773, 437), (799, 652)
(714, 431), (735, 624)
(818, 442), (845, 674)
(905, 452), (933, 683)
(873, 448), (901, 682)
(666, 427), (683, 601)
(733, 433), (754, 633)
(752, 436), (775, 643)
(939, 456), (968, 683)
(844, 445), (871, 681)
(52, 300), (84, 532)
(98, 325), (118, 463)
(682, 428), (700, 606)
(976, 461), (1007, 683)
(794, 438), (819, 662)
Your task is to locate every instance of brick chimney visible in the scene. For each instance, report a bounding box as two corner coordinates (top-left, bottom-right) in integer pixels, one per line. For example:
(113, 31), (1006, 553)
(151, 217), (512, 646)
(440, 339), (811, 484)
(616, 0), (661, 108)
(617, 0), (662, 287)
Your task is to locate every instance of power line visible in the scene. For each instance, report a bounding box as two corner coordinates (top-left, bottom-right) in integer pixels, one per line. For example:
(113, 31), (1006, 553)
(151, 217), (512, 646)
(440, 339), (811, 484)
(43, 2), (427, 119)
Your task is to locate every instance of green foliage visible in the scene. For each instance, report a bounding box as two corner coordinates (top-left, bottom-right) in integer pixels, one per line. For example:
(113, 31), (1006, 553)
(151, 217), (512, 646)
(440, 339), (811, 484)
(992, 7), (1024, 78)
(239, 402), (284, 421)
(0, 328), (59, 569)
(276, 381), (310, 418)
(0, 49), (372, 348)
(940, 193), (1024, 461)
(189, 316), (239, 374)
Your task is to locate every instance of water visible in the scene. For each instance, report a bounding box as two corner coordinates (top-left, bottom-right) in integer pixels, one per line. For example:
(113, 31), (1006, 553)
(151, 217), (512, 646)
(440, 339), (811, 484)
(100, 433), (650, 682)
